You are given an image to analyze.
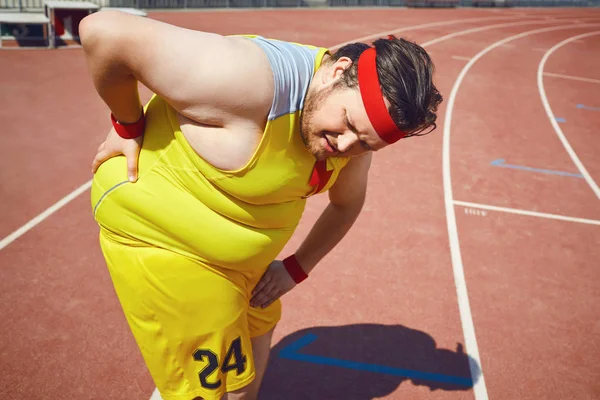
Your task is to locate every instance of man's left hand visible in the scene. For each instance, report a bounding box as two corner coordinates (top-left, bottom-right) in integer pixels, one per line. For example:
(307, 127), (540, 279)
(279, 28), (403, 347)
(250, 260), (296, 309)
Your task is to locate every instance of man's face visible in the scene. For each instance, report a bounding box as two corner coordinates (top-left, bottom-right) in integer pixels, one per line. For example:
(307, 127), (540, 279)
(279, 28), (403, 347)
(299, 61), (389, 161)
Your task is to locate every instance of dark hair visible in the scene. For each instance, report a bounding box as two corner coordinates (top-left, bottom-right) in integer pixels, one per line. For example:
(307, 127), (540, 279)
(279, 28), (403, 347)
(329, 36), (443, 137)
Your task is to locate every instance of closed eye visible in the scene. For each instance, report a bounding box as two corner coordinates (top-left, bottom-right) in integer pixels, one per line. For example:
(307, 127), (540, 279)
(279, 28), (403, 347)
(346, 111), (373, 152)
(360, 140), (372, 151)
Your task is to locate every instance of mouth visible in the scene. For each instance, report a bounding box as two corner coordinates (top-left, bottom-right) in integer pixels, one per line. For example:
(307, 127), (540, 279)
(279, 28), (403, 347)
(322, 134), (337, 154)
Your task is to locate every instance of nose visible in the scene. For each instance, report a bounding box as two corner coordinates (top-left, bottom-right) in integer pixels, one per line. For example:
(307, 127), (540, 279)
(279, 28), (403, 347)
(336, 131), (359, 153)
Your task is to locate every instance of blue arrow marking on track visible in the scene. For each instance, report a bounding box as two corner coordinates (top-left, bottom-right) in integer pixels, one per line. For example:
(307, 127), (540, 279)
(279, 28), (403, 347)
(279, 333), (473, 387)
(576, 104), (600, 112)
(490, 159), (583, 178)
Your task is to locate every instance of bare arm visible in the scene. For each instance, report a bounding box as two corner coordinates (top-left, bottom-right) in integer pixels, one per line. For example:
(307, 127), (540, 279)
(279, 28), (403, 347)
(79, 11), (273, 124)
(294, 152), (373, 273)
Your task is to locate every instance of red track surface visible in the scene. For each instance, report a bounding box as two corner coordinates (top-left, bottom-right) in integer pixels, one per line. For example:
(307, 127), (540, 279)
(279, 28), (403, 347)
(1, 7), (599, 400)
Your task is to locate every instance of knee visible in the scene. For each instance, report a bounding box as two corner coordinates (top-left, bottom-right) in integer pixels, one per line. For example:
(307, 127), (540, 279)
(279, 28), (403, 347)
(223, 390), (257, 400)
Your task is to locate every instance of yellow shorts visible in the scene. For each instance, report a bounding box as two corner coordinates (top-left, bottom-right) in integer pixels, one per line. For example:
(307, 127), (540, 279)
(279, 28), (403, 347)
(99, 231), (280, 400)
(91, 98), (287, 399)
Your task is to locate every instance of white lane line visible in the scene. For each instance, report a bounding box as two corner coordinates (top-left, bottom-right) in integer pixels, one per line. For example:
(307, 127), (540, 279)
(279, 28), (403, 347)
(538, 31), (600, 200)
(442, 22), (598, 400)
(422, 17), (600, 48)
(423, 18), (537, 47)
(0, 180), (92, 250)
(330, 15), (527, 50)
(454, 201), (600, 226)
(149, 388), (162, 400)
(543, 72), (600, 85)
(453, 55), (472, 61)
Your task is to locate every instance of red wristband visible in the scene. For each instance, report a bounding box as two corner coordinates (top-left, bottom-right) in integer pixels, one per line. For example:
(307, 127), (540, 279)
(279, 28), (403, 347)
(283, 254), (308, 284)
(111, 111), (145, 139)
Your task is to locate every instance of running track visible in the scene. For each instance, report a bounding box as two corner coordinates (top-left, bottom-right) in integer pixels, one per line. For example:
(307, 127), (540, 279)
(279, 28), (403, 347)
(0, 6), (599, 400)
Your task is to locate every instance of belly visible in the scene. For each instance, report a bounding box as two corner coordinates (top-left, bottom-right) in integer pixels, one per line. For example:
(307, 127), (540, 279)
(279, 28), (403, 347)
(91, 97), (305, 271)
(91, 142), (300, 273)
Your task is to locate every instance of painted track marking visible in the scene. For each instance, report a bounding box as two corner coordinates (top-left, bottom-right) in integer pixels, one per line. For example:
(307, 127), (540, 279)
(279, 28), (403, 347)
(454, 201), (600, 226)
(442, 22), (599, 400)
(577, 104), (600, 111)
(278, 333), (474, 387)
(543, 72), (600, 84)
(0, 181), (92, 250)
(490, 158), (584, 178)
(422, 16), (600, 48)
(149, 388), (161, 400)
(330, 15), (526, 50)
(423, 18), (544, 47)
(538, 31), (600, 200)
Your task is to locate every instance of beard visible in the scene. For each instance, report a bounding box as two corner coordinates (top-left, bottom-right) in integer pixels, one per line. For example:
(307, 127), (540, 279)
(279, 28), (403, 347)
(299, 85), (335, 161)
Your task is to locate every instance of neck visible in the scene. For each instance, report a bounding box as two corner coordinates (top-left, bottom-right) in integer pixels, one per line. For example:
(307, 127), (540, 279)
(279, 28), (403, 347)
(311, 54), (332, 88)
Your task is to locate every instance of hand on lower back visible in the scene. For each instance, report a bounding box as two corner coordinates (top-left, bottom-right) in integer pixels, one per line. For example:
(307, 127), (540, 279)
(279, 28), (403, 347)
(92, 127), (143, 182)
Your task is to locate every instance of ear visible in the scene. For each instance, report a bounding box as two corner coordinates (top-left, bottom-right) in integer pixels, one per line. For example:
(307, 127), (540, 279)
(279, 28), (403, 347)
(322, 56), (353, 85)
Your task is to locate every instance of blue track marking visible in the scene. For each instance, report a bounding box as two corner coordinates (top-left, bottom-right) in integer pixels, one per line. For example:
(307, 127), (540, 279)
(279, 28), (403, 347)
(576, 104), (600, 112)
(490, 159), (583, 178)
(278, 333), (473, 387)
(555, 117), (566, 123)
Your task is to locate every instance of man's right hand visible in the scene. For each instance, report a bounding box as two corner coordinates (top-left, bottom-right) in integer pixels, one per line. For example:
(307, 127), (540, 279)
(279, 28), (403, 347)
(92, 127), (143, 182)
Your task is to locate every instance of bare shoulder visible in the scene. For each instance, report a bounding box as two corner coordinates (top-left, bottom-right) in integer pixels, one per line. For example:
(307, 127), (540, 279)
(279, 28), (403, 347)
(80, 11), (274, 125)
(328, 153), (372, 208)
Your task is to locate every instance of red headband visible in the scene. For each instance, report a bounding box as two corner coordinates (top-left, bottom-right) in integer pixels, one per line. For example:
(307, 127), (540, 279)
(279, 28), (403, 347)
(357, 47), (406, 144)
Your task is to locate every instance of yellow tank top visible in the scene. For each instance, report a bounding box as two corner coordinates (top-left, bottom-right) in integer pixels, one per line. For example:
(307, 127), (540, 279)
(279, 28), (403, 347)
(93, 37), (350, 273)
(175, 37), (350, 227)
